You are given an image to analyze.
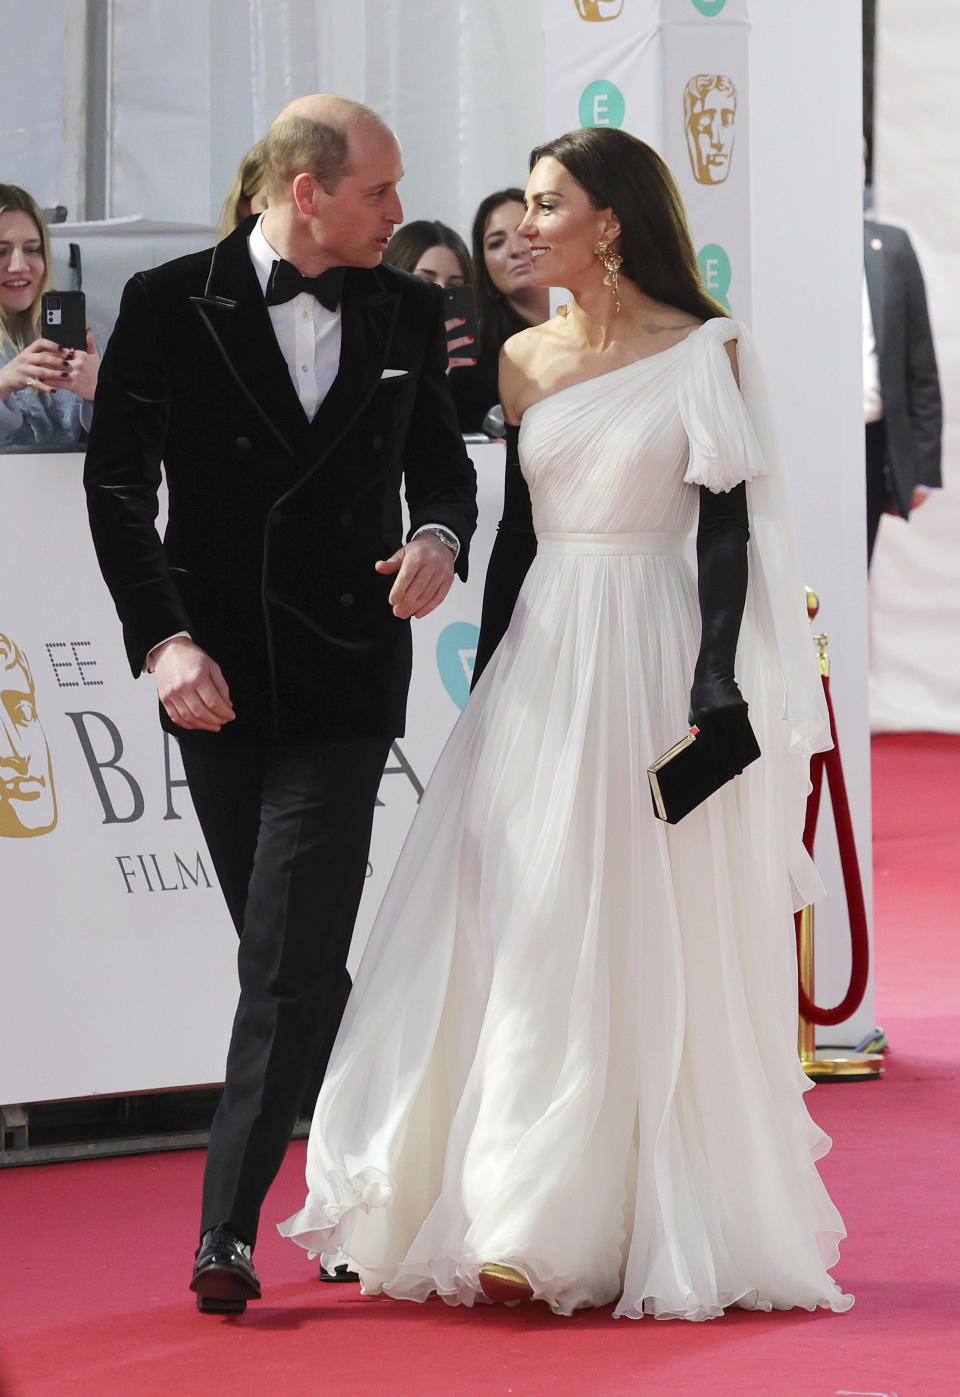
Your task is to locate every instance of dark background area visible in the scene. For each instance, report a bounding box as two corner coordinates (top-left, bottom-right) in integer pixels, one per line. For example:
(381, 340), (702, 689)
(863, 0), (875, 183)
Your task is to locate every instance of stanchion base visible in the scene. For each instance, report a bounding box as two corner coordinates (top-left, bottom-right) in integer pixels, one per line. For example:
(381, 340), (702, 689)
(802, 1049), (883, 1082)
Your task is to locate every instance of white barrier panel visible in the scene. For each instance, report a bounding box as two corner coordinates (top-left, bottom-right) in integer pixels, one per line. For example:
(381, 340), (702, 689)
(47, 219), (219, 356)
(0, 442), (504, 1104)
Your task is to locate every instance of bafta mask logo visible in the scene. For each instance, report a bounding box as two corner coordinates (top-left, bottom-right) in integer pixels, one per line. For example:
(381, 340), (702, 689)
(575, 0), (624, 18)
(683, 74), (738, 185)
(0, 632), (57, 837)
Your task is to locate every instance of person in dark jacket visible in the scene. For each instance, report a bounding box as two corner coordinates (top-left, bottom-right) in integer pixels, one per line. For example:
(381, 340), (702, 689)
(863, 216), (941, 563)
(84, 93), (476, 1312)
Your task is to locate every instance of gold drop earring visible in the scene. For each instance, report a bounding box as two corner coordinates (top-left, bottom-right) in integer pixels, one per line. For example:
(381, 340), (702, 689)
(594, 239), (623, 313)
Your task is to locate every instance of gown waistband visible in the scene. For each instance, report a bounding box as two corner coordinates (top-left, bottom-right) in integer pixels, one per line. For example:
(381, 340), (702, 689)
(536, 531), (686, 556)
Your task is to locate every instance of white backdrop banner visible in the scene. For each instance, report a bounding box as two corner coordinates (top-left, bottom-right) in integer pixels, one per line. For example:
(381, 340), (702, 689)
(0, 443), (503, 1105)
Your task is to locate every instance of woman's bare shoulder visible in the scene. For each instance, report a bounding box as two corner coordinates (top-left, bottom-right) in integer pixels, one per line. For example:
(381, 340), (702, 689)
(501, 317), (564, 369)
(499, 319), (565, 424)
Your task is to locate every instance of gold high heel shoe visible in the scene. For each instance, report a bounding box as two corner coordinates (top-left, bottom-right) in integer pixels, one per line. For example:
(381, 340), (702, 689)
(478, 1263), (533, 1303)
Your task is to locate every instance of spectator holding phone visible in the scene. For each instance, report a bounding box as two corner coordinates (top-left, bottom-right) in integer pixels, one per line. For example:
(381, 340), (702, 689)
(383, 219), (478, 372)
(450, 187), (551, 433)
(0, 184), (99, 448)
(220, 140), (268, 237)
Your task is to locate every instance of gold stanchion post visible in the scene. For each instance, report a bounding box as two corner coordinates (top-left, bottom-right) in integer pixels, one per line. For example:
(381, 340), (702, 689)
(797, 590), (882, 1082)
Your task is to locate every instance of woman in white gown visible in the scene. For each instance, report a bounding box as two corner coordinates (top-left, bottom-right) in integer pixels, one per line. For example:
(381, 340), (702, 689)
(279, 128), (853, 1321)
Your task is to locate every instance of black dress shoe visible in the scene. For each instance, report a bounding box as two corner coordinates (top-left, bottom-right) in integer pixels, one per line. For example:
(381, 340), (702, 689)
(319, 1263), (359, 1283)
(190, 1224), (261, 1314)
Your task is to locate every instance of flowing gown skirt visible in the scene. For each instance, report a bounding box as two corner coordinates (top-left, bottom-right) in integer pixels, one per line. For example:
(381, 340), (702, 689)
(279, 532), (852, 1319)
(281, 325), (852, 1319)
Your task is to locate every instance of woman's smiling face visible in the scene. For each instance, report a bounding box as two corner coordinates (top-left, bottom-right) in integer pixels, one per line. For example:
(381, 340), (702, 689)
(0, 210), (45, 316)
(518, 156), (617, 289)
(482, 199), (536, 298)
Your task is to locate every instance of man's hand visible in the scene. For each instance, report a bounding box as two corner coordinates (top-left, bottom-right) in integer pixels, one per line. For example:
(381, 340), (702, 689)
(152, 637), (235, 732)
(883, 486), (934, 518)
(375, 534), (456, 619)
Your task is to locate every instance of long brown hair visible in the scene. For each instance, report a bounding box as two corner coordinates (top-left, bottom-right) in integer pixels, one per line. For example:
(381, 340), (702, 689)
(383, 220), (474, 285)
(529, 128), (727, 322)
(470, 188), (532, 354)
(0, 184), (51, 355)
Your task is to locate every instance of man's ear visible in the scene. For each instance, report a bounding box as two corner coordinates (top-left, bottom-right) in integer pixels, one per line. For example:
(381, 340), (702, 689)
(291, 172), (320, 216)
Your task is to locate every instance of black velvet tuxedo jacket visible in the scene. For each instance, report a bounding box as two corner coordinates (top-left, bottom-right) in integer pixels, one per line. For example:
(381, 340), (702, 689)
(863, 218), (942, 517)
(84, 218), (477, 744)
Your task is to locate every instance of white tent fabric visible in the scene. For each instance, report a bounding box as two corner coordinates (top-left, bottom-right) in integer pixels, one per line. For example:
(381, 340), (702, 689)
(869, 1), (960, 733)
(0, 5), (74, 211)
(110, 0), (545, 236)
(2, 1), (545, 235)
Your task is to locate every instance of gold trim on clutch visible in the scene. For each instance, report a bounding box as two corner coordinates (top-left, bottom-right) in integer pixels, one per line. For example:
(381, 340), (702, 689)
(647, 730), (698, 822)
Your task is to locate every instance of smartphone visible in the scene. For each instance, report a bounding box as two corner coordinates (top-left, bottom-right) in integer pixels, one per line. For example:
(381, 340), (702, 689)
(443, 284), (481, 363)
(41, 290), (87, 351)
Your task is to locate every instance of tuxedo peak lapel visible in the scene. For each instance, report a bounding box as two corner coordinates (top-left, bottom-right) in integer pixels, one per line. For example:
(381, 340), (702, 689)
(190, 222), (307, 457)
(304, 269), (402, 451)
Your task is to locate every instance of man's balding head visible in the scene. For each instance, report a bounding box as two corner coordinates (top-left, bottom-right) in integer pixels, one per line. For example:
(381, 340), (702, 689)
(262, 94), (389, 204)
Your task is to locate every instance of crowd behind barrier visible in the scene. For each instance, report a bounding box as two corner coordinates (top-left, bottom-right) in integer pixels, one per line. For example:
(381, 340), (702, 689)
(1, 167), (568, 451)
(0, 185), (99, 451)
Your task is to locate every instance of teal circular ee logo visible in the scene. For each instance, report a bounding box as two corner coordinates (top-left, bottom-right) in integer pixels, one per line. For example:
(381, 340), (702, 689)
(579, 80), (625, 130)
(437, 622), (480, 709)
(690, 0), (727, 15)
(698, 243), (732, 311)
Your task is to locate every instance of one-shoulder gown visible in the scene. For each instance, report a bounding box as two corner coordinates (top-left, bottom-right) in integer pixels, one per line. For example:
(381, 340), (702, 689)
(279, 319), (853, 1321)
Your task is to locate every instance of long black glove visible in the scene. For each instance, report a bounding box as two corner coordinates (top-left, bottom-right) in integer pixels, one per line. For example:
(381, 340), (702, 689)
(688, 481), (759, 775)
(472, 423), (537, 686)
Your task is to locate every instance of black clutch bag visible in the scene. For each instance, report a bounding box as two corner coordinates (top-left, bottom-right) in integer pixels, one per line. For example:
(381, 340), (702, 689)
(647, 709), (761, 825)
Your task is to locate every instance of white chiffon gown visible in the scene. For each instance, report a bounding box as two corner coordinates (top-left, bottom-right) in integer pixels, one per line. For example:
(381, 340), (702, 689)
(278, 318), (854, 1321)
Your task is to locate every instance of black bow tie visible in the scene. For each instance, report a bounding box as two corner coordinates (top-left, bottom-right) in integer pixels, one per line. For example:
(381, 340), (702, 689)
(265, 259), (345, 311)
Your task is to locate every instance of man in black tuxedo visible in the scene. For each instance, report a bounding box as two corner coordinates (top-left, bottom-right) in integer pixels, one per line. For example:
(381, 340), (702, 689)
(863, 217), (941, 564)
(84, 94), (476, 1312)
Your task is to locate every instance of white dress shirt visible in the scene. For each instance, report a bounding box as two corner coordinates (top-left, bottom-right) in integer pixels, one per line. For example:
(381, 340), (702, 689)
(862, 275), (883, 425)
(247, 213), (342, 418)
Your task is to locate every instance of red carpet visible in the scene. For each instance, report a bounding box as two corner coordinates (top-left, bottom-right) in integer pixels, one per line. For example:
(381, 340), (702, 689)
(2, 733), (958, 1397)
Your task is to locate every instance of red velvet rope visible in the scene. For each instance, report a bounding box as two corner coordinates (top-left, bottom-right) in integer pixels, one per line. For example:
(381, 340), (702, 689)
(794, 674), (871, 1025)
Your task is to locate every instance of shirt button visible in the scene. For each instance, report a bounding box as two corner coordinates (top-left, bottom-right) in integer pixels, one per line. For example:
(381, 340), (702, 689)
(300, 310), (308, 319)
(300, 364), (309, 373)
(339, 592), (355, 608)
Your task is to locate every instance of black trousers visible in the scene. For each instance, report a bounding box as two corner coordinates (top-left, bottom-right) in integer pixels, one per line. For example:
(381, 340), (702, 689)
(865, 419), (889, 566)
(179, 733), (392, 1246)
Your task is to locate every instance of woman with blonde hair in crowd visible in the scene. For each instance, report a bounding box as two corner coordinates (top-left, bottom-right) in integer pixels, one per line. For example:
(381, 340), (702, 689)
(0, 183), (99, 448)
(220, 140), (268, 237)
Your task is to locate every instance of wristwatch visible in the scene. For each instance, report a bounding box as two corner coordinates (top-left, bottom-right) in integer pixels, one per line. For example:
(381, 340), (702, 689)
(414, 524), (460, 561)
